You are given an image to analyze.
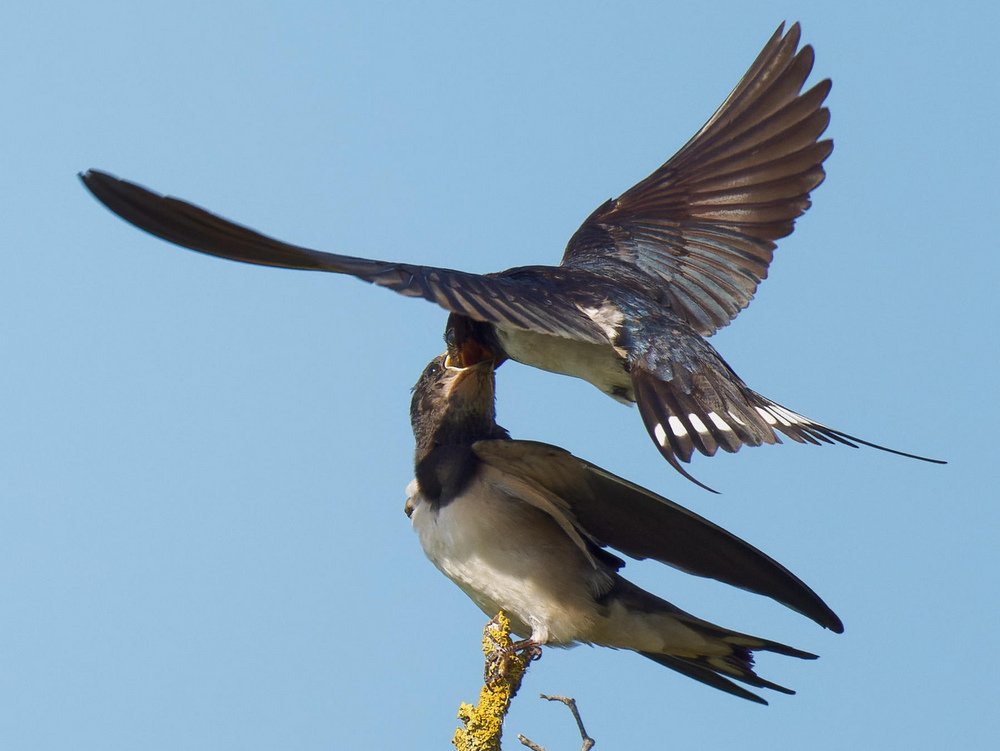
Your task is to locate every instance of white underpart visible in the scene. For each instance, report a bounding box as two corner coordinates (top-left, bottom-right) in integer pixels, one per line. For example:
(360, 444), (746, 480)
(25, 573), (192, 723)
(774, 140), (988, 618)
(495, 326), (633, 403)
(406, 473), (717, 655)
(408, 476), (605, 644)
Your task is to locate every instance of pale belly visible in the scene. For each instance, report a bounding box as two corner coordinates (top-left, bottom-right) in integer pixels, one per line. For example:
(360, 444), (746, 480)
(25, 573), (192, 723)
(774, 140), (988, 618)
(495, 327), (634, 403)
(407, 479), (604, 644)
(404, 479), (725, 656)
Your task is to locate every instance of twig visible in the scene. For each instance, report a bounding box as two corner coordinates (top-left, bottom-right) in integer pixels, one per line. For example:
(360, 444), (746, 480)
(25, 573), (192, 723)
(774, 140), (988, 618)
(517, 694), (595, 751)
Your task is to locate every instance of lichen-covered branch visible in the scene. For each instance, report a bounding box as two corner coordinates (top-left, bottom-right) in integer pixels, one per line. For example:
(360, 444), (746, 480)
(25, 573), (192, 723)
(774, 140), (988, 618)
(452, 613), (531, 751)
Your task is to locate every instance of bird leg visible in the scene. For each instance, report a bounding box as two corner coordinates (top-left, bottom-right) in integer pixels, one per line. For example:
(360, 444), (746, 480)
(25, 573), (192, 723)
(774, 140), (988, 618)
(483, 618), (543, 684)
(511, 639), (544, 663)
(484, 641), (541, 684)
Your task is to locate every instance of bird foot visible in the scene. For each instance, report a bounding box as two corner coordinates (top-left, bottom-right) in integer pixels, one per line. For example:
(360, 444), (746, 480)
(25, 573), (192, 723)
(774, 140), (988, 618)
(483, 628), (543, 684)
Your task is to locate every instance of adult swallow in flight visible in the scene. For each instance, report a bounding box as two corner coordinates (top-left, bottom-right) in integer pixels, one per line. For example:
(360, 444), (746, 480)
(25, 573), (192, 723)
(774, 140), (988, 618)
(79, 23), (942, 489)
(404, 353), (842, 704)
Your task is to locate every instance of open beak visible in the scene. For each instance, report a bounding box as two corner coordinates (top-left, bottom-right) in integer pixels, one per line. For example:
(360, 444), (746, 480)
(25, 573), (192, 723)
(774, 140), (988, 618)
(443, 356), (495, 405)
(444, 314), (506, 368)
(444, 355), (493, 376)
(445, 339), (498, 369)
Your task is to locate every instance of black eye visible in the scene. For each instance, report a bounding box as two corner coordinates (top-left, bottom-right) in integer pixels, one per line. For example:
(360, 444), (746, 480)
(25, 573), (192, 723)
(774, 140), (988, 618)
(412, 360), (441, 394)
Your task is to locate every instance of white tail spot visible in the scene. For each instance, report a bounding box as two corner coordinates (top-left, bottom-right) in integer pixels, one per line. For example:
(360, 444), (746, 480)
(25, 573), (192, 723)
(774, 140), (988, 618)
(668, 416), (687, 438)
(771, 404), (805, 425)
(654, 423), (668, 446)
(756, 406), (778, 426)
(688, 413), (710, 436)
(707, 411), (734, 433)
(768, 407), (792, 427)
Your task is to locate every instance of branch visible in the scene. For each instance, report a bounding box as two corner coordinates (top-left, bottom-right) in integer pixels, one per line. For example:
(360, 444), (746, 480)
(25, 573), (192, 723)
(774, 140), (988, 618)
(452, 612), (533, 751)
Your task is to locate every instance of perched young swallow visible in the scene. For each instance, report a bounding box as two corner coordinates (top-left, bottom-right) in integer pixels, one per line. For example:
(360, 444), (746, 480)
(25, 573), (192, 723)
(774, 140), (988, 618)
(405, 354), (842, 704)
(79, 23), (942, 489)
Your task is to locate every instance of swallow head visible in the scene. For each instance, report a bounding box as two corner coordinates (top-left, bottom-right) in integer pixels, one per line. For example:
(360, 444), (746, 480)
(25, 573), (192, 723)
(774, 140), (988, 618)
(445, 313), (507, 368)
(410, 354), (498, 459)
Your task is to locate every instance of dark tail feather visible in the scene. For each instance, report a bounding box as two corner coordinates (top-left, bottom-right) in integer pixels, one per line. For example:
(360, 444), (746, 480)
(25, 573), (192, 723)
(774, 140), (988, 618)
(745, 391), (947, 465)
(632, 371), (721, 493)
(630, 356), (945, 494)
(641, 637), (813, 704)
(641, 652), (772, 705)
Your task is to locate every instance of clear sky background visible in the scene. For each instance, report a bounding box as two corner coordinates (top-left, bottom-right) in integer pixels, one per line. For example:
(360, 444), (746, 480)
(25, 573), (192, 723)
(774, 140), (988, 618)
(3, 2), (997, 749)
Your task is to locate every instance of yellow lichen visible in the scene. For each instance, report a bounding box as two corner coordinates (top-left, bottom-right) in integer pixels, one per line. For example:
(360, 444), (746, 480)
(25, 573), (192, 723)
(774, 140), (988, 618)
(452, 612), (531, 751)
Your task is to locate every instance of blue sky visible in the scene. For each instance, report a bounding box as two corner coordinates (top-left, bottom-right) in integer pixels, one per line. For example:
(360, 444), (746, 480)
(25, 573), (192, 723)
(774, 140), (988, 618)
(3, 2), (997, 748)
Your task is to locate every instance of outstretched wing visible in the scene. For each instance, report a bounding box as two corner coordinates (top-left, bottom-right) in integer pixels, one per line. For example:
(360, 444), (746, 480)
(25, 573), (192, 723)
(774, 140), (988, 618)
(80, 169), (605, 343)
(563, 22), (831, 336)
(471, 438), (844, 632)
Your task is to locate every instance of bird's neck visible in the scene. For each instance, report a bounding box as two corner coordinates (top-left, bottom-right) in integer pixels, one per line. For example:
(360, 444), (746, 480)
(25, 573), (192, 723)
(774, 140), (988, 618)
(412, 412), (510, 505)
